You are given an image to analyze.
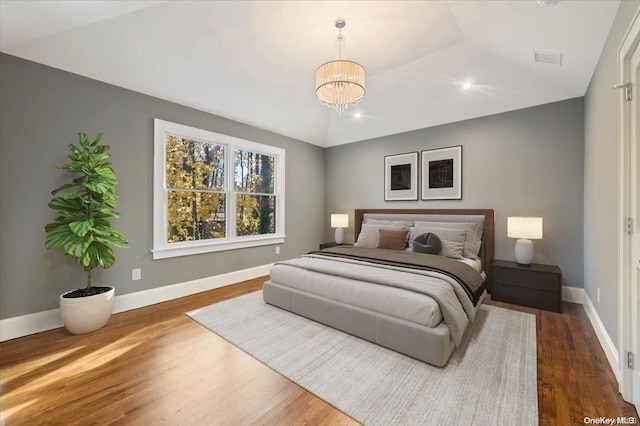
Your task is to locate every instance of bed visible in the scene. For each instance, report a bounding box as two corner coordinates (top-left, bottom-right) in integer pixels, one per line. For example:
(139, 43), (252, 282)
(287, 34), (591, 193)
(263, 208), (495, 367)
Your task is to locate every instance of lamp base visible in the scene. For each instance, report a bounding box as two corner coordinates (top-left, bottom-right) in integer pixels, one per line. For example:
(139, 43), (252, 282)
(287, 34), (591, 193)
(335, 227), (344, 244)
(514, 239), (534, 266)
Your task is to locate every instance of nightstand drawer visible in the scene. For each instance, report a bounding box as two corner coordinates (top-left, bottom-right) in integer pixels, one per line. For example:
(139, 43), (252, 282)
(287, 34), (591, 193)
(492, 282), (561, 312)
(492, 268), (560, 293)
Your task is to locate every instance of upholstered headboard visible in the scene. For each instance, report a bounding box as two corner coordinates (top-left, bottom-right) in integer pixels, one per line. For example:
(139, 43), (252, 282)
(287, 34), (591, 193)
(354, 209), (495, 291)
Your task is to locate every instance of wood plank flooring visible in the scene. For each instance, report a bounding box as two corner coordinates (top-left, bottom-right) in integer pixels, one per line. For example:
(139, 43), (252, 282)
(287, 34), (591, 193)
(1, 277), (637, 425)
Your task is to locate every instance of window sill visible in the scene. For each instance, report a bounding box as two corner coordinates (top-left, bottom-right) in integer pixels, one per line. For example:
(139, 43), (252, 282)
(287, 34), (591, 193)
(152, 235), (285, 260)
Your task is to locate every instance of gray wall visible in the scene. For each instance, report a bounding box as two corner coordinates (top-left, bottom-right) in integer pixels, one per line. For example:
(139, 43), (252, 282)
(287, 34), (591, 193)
(584, 0), (640, 350)
(0, 53), (325, 320)
(325, 98), (585, 289)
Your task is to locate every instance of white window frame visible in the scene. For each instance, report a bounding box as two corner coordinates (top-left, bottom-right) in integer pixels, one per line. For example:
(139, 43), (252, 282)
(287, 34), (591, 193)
(152, 119), (285, 259)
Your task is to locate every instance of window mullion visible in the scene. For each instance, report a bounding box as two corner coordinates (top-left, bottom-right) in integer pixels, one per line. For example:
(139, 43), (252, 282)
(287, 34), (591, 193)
(227, 143), (236, 241)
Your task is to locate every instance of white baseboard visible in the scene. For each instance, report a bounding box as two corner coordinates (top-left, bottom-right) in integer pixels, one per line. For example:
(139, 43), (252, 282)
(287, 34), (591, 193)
(0, 263), (272, 342)
(562, 285), (584, 304)
(583, 293), (620, 382)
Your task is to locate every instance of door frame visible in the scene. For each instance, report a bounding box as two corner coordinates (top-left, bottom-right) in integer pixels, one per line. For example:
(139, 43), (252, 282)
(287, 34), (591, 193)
(617, 8), (640, 406)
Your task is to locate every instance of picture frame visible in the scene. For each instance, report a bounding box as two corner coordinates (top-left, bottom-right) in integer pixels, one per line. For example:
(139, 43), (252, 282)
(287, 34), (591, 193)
(421, 146), (462, 200)
(384, 152), (419, 201)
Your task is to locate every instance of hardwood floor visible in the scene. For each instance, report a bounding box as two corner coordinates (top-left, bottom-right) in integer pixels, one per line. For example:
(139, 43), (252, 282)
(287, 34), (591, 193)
(1, 278), (637, 425)
(484, 298), (637, 425)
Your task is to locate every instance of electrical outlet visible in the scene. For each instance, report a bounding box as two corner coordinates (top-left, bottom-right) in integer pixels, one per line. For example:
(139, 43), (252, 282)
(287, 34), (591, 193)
(597, 288), (600, 304)
(275, 246), (280, 255)
(132, 268), (141, 281)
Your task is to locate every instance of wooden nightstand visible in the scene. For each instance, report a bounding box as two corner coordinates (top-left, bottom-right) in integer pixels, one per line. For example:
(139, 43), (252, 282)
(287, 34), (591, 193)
(491, 260), (562, 313)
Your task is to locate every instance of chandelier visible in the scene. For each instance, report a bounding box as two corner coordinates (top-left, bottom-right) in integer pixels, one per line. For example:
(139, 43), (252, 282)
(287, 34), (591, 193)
(315, 19), (366, 114)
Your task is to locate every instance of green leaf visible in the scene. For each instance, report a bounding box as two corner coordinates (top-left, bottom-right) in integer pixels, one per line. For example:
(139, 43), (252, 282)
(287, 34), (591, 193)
(91, 133), (103, 146)
(45, 219), (74, 233)
(103, 198), (118, 209)
(59, 163), (83, 173)
(94, 166), (116, 179)
(48, 197), (85, 215)
(95, 232), (129, 249)
(45, 224), (78, 249)
(85, 241), (115, 269)
(85, 180), (110, 194)
(68, 143), (81, 157)
(51, 182), (82, 196)
(95, 209), (123, 219)
(69, 219), (94, 237)
(64, 233), (94, 258)
(91, 153), (111, 164)
(78, 133), (89, 148)
(94, 145), (109, 154)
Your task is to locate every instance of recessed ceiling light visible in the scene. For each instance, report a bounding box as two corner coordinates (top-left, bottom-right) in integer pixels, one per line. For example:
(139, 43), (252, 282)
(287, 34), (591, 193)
(354, 113), (362, 119)
(537, 0), (559, 6)
(462, 82), (472, 90)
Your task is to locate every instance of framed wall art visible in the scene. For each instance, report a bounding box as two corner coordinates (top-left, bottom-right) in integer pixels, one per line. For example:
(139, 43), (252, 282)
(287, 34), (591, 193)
(421, 146), (462, 200)
(384, 152), (418, 201)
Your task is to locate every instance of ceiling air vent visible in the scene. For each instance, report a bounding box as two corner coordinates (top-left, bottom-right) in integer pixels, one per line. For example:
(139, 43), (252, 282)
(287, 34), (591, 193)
(533, 51), (562, 66)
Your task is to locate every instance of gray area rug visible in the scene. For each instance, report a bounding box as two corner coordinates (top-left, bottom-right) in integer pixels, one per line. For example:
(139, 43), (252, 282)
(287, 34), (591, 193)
(188, 291), (538, 426)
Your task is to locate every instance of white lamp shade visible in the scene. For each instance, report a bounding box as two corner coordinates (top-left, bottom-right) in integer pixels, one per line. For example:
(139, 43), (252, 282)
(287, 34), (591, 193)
(331, 214), (349, 228)
(507, 217), (543, 240)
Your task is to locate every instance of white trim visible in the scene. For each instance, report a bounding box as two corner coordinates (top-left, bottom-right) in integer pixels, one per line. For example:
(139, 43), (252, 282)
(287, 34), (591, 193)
(152, 236), (285, 259)
(0, 308), (62, 342)
(584, 292), (620, 382)
(0, 263), (272, 342)
(562, 285), (584, 304)
(617, 8), (640, 403)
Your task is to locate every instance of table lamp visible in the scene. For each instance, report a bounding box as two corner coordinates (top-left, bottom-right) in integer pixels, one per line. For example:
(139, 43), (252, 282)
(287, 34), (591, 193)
(331, 214), (349, 244)
(507, 217), (543, 266)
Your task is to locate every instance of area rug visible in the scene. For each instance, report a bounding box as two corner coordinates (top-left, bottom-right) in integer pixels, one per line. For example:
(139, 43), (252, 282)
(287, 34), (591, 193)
(188, 291), (538, 426)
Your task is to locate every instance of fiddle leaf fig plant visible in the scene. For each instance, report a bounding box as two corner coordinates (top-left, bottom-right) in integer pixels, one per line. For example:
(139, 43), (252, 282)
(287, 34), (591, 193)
(45, 132), (129, 294)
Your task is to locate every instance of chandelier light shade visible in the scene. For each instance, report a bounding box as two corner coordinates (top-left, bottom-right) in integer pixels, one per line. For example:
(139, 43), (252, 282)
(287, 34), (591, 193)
(315, 19), (366, 114)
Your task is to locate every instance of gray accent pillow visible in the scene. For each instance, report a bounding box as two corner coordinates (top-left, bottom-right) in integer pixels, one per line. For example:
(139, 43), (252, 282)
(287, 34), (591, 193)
(414, 221), (482, 258)
(410, 226), (466, 259)
(412, 232), (442, 255)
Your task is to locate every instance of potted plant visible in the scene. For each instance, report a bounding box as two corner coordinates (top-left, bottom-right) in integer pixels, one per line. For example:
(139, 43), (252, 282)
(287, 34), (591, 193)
(45, 132), (129, 334)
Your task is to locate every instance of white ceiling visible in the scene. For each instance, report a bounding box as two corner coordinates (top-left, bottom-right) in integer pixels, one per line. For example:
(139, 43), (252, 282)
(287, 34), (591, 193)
(0, 0), (620, 147)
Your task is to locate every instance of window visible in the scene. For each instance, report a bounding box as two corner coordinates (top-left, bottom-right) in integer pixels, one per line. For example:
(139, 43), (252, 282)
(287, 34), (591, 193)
(153, 119), (285, 259)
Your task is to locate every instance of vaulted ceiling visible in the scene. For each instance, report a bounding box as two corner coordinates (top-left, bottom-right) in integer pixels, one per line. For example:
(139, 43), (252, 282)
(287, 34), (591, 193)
(0, 0), (620, 147)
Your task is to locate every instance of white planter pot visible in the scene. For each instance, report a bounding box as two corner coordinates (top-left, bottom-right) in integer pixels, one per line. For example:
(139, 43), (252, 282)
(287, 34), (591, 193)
(59, 286), (115, 334)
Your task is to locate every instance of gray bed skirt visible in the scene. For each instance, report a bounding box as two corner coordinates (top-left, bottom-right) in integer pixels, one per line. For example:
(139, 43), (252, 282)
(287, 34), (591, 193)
(263, 280), (455, 367)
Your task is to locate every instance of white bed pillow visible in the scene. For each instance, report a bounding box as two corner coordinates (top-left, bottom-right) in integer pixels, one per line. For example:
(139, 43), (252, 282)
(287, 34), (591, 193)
(413, 221), (482, 258)
(365, 219), (414, 227)
(355, 224), (409, 248)
(409, 226), (466, 259)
